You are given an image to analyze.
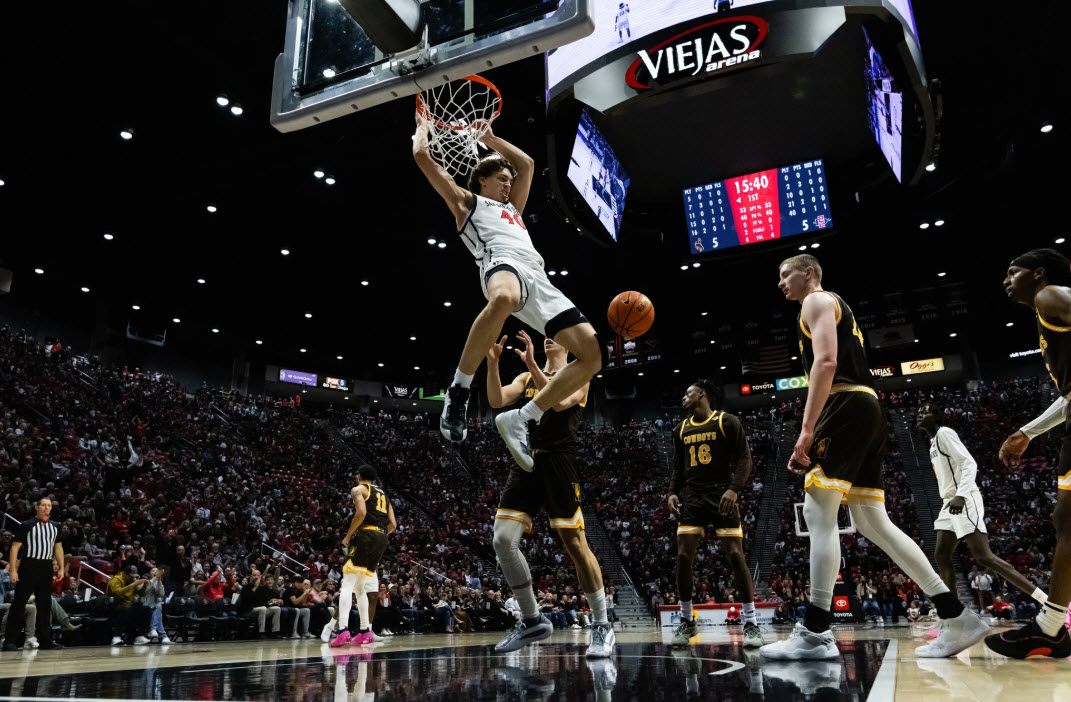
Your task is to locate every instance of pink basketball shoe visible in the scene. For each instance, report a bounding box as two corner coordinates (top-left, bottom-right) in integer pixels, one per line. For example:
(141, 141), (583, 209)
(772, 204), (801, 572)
(330, 630), (352, 648)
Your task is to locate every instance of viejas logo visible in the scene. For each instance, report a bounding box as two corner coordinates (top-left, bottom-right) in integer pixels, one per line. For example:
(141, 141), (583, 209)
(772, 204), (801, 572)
(625, 16), (769, 90)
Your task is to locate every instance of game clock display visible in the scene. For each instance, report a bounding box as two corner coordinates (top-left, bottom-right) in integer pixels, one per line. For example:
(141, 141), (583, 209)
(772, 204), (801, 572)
(683, 158), (832, 254)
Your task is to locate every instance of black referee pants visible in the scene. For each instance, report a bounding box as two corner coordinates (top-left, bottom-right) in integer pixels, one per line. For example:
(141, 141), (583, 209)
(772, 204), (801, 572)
(4, 560), (53, 645)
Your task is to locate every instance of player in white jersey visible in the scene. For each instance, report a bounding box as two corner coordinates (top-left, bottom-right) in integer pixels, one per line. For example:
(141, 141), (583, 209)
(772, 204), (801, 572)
(916, 404), (1050, 607)
(615, 3), (630, 43)
(412, 116), (601, 472)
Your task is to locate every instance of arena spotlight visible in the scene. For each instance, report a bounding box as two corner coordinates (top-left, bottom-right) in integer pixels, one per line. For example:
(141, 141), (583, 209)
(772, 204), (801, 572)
(791, 356), (798, 360)
(197, 278), (206, 284)
(938, 272), (947, 277)
(103, 233), (114, 240)
(80, 286), (90, 292)
(810, 243), (820, 249)
(596, 374), (603, 378)
(34, 268), (44, 274)
(304, 312), (312, 318)
(0, 179), (5, 186)
(255, 340), (263, 345)
(120, 129), (133, 140)
(212, 328), (220, 333)
(281, 248), (290, 255)
(674, 369), (680, 373)
(925, 162), (936, 172)
(132, 305), (141, 310)
(216, 95), (230, 106)
(230, 104), (244, 116)
(1057, 238), (1066, 244)
(949, 333), (957, 338)
(414, 366), (420, 370)
(1041, 123), (1053, 133)
(428, 238), (437, 245)
(361, 280), (369, 286)
(934, 220), (945, 227)
(560, 270), (569, 276)
(1006, 322), (1014, 327)
(325, 176), (336, 185)
(378, 363), (384, 367)
(720, 366), (726, 370)
(692, 262), (700, 268)
(410, 336), (417, 341)
(701, 312), (708, 316)
(314, 170), (325, 178)
(300, 348), (307, 353)
(437, 242), (446, 249)
(337, 355), (343, 360)
(549, 270), (557, 276)
(680, 265), (688, 271)
(172, 318), (181, 323)
(798, 245), (807, 251)
(637, 372), (644, 376)
(444, 301), (452, 307)
(206, 205), (217, 213)
(919, 222), (930, 229)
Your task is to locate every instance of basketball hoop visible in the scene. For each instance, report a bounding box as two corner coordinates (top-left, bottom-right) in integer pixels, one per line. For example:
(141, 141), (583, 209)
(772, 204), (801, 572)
(416, 75), (502, 178)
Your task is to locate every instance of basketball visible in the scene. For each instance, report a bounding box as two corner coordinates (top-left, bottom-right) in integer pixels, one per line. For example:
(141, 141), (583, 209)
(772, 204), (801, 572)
(607, 291), (655, 338)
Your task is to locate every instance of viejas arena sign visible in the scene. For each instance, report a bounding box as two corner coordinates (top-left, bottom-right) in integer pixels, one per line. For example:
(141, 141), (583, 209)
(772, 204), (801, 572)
(625, 16), (769, 91)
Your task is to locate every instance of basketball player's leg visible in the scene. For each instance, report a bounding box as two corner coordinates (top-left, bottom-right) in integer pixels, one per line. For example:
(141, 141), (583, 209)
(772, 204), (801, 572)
(675, 532), (701, 617)
(534, 322), (602, 410)
(334, 568), (359, 646)
(933, 530), (959, 593)
(718, 536), (754, 606)
(960, 531), (1048, 604)
(557, 529), (605, 616)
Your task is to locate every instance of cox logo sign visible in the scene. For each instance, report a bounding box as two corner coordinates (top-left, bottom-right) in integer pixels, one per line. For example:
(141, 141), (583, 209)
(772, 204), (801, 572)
(775, 375), (809, 391)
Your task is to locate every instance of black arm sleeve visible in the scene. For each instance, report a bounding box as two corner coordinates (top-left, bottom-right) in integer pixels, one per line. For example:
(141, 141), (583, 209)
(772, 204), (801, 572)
(726, 415), (752, 494)
(668, 424), (686, 496)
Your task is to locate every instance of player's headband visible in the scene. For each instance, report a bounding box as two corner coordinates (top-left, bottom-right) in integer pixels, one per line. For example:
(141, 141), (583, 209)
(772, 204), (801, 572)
(1011, 249), (1071, 286)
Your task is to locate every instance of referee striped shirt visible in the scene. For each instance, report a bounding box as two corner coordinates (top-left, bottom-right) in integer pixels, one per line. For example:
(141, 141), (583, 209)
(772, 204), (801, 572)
(15, 518), (59, 560)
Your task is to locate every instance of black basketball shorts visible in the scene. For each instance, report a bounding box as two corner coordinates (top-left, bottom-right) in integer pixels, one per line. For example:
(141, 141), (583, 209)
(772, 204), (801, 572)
(496, 452), (584, 531)
(804, 386), (888, 502)
(343, 526), (388, 577)
(677, 490), (743, 538)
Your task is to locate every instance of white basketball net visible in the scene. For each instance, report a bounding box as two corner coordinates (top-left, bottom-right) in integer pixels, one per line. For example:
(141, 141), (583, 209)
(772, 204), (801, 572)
(417, 76), (502, 179)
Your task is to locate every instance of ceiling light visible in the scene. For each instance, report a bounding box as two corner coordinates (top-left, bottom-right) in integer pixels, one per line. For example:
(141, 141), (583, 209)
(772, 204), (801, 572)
(281, 248), (290, 255)
(361, 280), (369, 286)
(0, 179), (5, 186)
(596, 374), (603, 378)
(1041, 123), (1053, 133)
(132, 305), (140, 310)
(300, 348), (307, 353)
(681, 265), (688, 271)
(120, 129), (133, 140)
(206, 205), (217, 213)
(305, 312), (313, 319)
(1057, 238), (1066, 244)
(437, 242), (446, 249)
(197, 278), (206, 284)
(949, 333), (957, 338)
(255, 340), (263, 345)
(410, 336), (417, 341)
(230, 105), (243, 116)
(216, 95), (230, 106)
(791, 356), (798, 360)
(413, 402), (417, 406)
(1006, 322), (1014, 327)
(720, 366), (726, 370)
(560, 270), (569, 276)
(674, 369), (680, 373)
(938, 272), (946, 277)
(798, 245), (807, 251)
(914, 339), (919, 343)
(172, 318), (181, 323)
(934, 220), (945, 227)
(337, 355), (343, 360)
(701, 312), (708, 316)
(80, 286), (90, 293)
(378, 363), (384, 367)
(212, 328), (220, 333)
(810, 243), (820, 249)
(925, 162), (936, 172)
(444, 301), (452, 307)
(323, 68), (336, 78)
(637, 372), (644, 376)
(34, 268), (44, 275)
(506, 346), (513, 351)
(314, 170), (324, 179)
(428, 238), (437, 245)
(692, 263), (700, 268)
(414, 366), (420, 370)
(325, 176), (336, 185)
(549, 270), (557, 276)
(919, 222), (930, 230)
(710, 340), (716, 344)
(103, 233), (114, 240)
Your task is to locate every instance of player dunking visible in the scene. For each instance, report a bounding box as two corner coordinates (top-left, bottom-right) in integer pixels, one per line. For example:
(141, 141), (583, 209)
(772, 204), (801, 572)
(760, 254), (986, 660)
(990, 248), (1071, 658)
(916, 404), (1050, 612)
(412, 117), (601, 472)
(486, 331), (614, 657)
(667, 380), (764, 648)
(329, 465), (395, 647)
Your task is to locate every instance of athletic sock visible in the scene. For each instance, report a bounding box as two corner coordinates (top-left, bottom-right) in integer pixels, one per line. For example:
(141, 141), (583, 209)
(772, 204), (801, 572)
(680, 600), (693, 622)
(930, 592), (965, 620)
(742, 602), (757, 625)
(1037, 601), (1069, 637)
(586, 590), (609, 625)
(519, 401), (545, 423)
(803, 604), (831, 634)
(515, 584), (540, 621)
(453, 369), (474, 389)
(1032, 588), (1049, 606)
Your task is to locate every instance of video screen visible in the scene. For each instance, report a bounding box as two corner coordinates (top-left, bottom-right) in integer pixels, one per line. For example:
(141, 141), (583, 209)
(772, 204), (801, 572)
(864, 28), (903, 182)
(567, 109), (630, 240)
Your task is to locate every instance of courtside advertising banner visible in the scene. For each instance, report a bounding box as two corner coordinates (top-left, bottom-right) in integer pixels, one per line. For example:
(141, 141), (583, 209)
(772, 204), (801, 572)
(660, 603), (776, 627)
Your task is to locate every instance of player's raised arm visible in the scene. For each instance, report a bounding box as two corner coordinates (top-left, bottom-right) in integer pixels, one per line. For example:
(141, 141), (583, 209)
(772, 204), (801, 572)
(486, 335), (528, 408)
(413, 117), (472, 223)
(479, 126), (534, 214)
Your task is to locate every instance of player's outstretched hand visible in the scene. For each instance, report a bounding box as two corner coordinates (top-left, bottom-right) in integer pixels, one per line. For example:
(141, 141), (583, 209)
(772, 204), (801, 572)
(719, 489), (738, 516)
(487, 335), (507, 364)
(514, 331), (536, 368)
(998, 430), (1029, 467)
(667, 494), (680, 514)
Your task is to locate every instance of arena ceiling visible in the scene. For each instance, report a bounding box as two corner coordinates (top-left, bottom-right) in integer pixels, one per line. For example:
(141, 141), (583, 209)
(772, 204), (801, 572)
(0, 1), (1065, 392)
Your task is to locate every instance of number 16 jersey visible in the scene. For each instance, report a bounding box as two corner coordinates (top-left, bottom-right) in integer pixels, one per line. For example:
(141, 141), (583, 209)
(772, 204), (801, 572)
(670, 410), (751, 498)
(459, 193), (544, 269)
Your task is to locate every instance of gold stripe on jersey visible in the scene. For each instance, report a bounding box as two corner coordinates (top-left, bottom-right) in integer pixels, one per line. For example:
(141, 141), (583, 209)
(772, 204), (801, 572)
(677, 525), (706, 536)
(830, 383), (878, 398)
(1039, 313), (1071, 333)
(804, 465), (852, 494)
(549, 507), (585, 530)
(799, 290), (844, 338)
(715, 527), (744, 538)
(848, 487), (886, 502)
(1059, 470), (1071, 491)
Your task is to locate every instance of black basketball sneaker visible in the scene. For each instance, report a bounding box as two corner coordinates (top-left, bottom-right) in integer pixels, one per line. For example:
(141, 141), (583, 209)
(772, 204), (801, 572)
(984, 621), (1071, 659)
(440, 384), (470, 442)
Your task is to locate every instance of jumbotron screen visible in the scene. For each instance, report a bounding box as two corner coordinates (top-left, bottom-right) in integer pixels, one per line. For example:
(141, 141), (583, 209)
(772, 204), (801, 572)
(683, 158), (832, 254)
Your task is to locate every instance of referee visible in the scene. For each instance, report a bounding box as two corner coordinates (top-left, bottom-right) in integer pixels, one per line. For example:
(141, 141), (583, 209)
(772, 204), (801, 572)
(3, 497), (64, 651)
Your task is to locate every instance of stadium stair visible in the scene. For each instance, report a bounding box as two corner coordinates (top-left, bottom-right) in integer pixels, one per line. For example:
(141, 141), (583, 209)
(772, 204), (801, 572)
(751, 419), (796, 587)
(581, 505), (651, 628)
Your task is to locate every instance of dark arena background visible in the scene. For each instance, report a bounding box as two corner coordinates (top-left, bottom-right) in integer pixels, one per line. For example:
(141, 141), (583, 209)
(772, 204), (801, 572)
(0, 0), (1067, 699)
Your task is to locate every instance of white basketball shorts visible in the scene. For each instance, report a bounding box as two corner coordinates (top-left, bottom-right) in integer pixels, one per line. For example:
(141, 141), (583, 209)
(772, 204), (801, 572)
(933, 489), (987, 540)
(479, 254), (588, 338)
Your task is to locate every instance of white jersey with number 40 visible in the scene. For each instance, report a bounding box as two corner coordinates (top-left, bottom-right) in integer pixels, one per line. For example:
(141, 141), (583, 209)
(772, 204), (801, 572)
(459, 194), (544, 269)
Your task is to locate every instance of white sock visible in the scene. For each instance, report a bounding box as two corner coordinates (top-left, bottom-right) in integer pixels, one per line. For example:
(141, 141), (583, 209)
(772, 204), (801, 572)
(681, 601), (693, 621)
(354, 575), (371, 631)
(453, 368), (474, 389)
(586, 590), (608, 625)
(1032, 587), (1049, 606)
(339, 573), (356, 632)
(1037, 601), (1069, 637)
(519, 401), (545, 423)
(742, 602), (757, 625)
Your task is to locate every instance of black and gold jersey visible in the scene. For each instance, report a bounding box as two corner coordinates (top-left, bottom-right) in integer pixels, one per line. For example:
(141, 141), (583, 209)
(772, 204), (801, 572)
(797, 290), (873, 388)
(358, 483), (391, 531)
(669, 411), (752, 497)
(520, 371), (585, 453)
(1038, 311), (1071, 396)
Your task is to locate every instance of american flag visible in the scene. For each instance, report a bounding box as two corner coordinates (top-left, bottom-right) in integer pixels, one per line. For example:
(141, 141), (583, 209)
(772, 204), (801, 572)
(741, 344), (792, 376)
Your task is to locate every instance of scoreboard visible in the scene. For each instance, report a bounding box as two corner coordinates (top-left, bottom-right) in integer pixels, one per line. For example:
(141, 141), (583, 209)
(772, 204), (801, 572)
(684, 158), (833, 254)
